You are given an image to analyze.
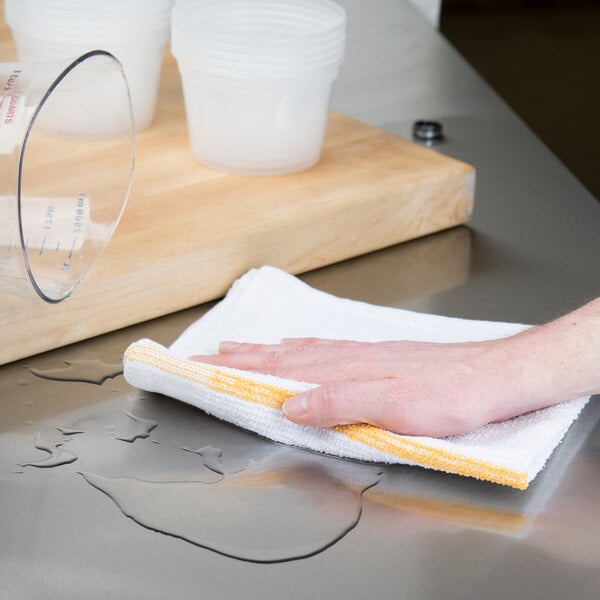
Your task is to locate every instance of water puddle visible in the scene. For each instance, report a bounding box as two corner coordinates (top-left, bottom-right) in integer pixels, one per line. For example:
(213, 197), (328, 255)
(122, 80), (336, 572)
(28, 358), (123, 385)
(13, 374), (382, 563)
(19, 432), (78, 468)
(79, 455), (381, 563)
(65, 407), (157, 444)
(57, 427), (84, 436)
(181, 445), (224, 474)
(113, 411), (157, 443)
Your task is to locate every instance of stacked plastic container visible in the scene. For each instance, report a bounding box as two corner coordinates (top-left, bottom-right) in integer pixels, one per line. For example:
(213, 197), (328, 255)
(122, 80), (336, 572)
(5, 0), (174, 130)
(4, 0), (346, 174)
(171, 0), (346, 175)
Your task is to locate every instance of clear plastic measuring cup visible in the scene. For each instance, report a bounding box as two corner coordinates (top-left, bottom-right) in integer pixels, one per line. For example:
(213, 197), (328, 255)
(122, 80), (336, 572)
(0, 50), (134, 303)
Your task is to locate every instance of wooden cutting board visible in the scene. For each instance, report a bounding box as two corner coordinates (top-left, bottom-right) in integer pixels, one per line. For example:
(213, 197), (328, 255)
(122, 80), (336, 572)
(0, 19), (475, 365)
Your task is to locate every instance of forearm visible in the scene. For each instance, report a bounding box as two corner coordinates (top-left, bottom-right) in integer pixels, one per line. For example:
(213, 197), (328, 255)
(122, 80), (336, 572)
(501, 297), (600, 418)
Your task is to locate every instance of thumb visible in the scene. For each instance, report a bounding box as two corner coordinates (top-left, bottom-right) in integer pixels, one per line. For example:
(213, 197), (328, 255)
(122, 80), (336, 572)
(282, 381), (389, 428)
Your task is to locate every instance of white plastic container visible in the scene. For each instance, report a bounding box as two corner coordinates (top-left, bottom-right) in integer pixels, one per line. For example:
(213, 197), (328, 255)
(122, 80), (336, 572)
(172, 0), (346, 176)
(5, 0), (173, 131)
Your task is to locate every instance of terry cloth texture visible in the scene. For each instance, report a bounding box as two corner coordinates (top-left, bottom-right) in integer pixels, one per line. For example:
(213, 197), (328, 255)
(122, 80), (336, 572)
(123, 266), (590, 490)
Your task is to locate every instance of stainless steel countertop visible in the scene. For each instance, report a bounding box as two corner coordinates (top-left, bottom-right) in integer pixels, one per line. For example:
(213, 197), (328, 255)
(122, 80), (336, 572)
(1, 1), (599, 598)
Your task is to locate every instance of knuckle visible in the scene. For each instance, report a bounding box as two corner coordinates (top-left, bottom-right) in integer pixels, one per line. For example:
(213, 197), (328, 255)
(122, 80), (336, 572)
(260, 351), (283, 370)
(312, 384), (342, 422)
(293, 339), (323, 354)
(298, 337), (321, 346)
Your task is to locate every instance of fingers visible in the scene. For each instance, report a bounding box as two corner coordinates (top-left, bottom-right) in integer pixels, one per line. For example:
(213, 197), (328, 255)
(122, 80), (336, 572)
(217, 338), (362, 354)
(190, 346), (403, 383)
(190, 339), (368, 373)
(190, 339), (340, 367)
(189, 338), (423, 384)
(190, 350), (289, 372)
(278, 338), (368, 348)
(282, 380), (391, 428)
(281, 379), (437, 436)
(282, 379), (480, 437)
(190, 354), (399, 384)
(190, 338), (412, 373)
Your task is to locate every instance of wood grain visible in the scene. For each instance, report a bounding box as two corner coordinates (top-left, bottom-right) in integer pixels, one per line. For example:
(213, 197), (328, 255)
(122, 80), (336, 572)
(0, 7), (475, 364)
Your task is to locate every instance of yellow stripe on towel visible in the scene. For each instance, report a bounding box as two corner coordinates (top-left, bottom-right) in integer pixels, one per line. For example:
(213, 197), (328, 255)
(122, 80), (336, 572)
(124, 342), (529, 490)
(336, 425), (528, 489)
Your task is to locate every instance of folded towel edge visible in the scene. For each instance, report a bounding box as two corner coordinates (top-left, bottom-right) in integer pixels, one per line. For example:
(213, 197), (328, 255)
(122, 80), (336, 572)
(123, 340), (530, 490)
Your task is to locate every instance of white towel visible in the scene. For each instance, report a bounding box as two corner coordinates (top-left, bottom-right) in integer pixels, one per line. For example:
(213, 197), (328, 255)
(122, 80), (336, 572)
(123, 266), (590, 490)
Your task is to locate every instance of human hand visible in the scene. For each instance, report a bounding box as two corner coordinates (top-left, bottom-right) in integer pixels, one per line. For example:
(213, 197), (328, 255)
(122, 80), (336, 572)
(190, 336), (532, 437)
(190, 297), (600, 437)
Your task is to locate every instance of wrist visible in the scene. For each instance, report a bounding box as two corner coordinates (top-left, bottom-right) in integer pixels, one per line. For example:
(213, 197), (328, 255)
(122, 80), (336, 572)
(502, 299), (600, 414)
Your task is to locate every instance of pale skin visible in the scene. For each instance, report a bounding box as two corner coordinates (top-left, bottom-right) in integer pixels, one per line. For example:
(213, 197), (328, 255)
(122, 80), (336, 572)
(191, 297), (600, 437)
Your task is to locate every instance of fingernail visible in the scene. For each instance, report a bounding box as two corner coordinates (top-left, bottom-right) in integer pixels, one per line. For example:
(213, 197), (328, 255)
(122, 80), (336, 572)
(283, 394), (308, 419)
